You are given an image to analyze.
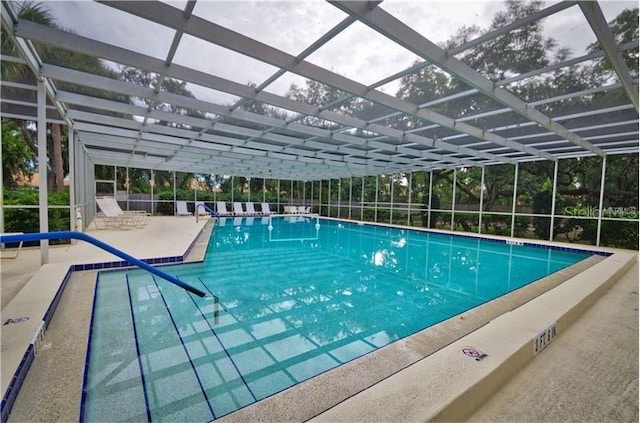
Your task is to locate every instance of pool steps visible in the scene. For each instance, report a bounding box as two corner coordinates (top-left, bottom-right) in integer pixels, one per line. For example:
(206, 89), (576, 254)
(0, 218), (211, 423)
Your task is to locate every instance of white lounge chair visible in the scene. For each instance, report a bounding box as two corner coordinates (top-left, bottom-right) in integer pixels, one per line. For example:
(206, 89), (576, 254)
(95, 197), (146, 229)
(1, 232), (24, 259)
(261, 203), (272, 215)
(216, 201), (231, 216)
(105, 197), (150, 226)
(233, 202), (246, 215)
(245, 202), (261, 216)
(176, 201), (192, 216)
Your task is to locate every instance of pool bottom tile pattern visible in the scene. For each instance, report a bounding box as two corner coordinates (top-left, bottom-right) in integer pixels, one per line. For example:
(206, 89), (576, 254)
(81, 218), (592, 422)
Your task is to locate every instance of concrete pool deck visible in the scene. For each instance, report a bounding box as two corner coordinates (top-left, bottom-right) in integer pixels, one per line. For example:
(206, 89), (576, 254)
(1, 216), (637, 422)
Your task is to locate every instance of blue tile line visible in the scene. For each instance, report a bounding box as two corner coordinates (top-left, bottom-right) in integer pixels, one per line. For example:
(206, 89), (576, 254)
(126, 274), (153, 423)
(79, 271), (101, 423)
(43, 268), (73, 329)
(189, 278), (257, 402)
(1, 267), (72, 423)
(0, 345), (34, 423)
(151, 275), (217, 421)
(341, 219), (612, 257)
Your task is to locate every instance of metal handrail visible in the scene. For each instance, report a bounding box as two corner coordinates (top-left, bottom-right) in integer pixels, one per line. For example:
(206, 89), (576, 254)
(0, 231), (206, 297)
(195, 203), (218, 222)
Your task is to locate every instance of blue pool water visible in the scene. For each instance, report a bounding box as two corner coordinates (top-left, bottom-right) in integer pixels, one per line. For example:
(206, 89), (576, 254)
(82, 216), (592, 422)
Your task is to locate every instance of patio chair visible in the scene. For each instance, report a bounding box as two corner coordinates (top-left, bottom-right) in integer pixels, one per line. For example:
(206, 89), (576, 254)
(245, 202), (261, 216)
(176, 201), (192, 216)
(94, 197), (138, 229)
(104, 196), (150, 227)
(1, 232), (24, 259)
(215, 201), (230, 216)
(261, 203), (272, 215)
(233, 202), (246, 215)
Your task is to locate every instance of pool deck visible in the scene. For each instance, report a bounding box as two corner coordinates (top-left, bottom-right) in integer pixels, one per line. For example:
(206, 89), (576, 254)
(1, 216), (637, 422)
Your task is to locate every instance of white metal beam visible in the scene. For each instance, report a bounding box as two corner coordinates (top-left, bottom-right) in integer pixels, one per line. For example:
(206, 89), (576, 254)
(91, 2), (546, 160)
(331, 1), (604, 157)
(579, 1), (639, 111)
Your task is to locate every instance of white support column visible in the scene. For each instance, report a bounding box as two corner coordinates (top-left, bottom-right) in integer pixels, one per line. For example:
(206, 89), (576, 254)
(150, 170), (154, 215)
(549, 161), (559, 242)
(37, 81), (49, 264)
(318, 180), (322, 216)
(262, 178), (266, 203)
(348, 178), (353, 220)
(407, 172), (413, 226)
(596, 156), (607, 246)
(374, 176), (379, 222)
(451, 168), (457, 230)
(193, 173), (197, 203)
(427, 170), (433, 228)
(360, 177), (364, 221)
(173, 171), (177, 216)
(126, 167), (130, 210)
(328, 179), (332, 216)
(68, 129), (76, 231)
(478, 166), (485, 234)
(290, 179), (294, 206)
(390, 176), (395, 223)
(510, 163), (519, 237)
(337, 179), (342, 218)
(231, 176), (235, 203)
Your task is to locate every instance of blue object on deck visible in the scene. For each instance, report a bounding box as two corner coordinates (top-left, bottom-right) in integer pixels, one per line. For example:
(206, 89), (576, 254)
(0, 231), (206, 297)
(196, 203), (218, 218)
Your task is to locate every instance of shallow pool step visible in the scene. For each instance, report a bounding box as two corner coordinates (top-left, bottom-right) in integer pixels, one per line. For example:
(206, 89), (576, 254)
(82, 271), (258, 422)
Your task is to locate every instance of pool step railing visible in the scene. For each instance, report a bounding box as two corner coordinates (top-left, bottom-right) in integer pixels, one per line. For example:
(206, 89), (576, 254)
(0, 231), (206, 297)
(196, 203), (219, 222)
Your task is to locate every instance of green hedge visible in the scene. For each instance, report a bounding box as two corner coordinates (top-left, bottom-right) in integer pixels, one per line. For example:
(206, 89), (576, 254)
(3, 187), (71, 245)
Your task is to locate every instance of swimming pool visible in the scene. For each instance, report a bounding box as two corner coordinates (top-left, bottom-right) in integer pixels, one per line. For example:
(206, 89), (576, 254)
(81, 216), (594, 422)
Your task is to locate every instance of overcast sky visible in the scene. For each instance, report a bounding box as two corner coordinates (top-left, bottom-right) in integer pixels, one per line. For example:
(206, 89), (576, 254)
(40, 0), (637, 107)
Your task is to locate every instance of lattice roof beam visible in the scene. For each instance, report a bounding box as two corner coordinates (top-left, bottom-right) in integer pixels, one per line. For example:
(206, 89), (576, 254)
(579, 1), (639, 112)
(95, 1), (538, 160)
(331, 1), (604, 158)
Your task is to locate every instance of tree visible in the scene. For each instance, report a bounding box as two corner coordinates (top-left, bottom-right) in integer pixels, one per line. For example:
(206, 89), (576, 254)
(587, 8), (639, 83)
(392, 1), (638, 248)
(1, 1), (120, 192)
(1, 120), (33, 188)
